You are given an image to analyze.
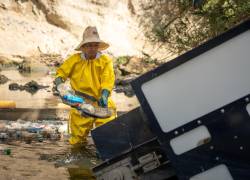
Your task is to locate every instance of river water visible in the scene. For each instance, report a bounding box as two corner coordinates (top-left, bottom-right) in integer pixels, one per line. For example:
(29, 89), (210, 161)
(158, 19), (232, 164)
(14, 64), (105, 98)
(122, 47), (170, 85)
(0, 67), (60, 108)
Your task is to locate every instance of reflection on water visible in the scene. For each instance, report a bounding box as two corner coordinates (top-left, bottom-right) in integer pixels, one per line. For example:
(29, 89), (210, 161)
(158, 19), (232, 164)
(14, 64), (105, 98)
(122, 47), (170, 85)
(68, 167), (96, 180)
(63, 148), (100, 180)
(62, 151), (100, 180)
(0, 69), (60, 108)
(66, 149), (100, 180)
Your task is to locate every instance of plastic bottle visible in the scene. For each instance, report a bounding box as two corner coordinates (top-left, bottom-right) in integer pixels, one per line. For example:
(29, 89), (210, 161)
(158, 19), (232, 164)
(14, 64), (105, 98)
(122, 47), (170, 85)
(57, 84), (84, 104)
(0, 147), (11, 155)
(27, 127), (43, 133)
(57, 84), (74, 96)
(15, 131), (22, 140)
(62, 94), (84, 104)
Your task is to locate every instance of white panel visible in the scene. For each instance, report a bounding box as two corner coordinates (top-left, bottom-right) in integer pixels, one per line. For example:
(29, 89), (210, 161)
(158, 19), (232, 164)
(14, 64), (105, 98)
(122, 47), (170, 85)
(190, 164), (233, 180)
(247, 103), (250, 117)
(141, 30), (250, 132)
(170, 126), (211, 155)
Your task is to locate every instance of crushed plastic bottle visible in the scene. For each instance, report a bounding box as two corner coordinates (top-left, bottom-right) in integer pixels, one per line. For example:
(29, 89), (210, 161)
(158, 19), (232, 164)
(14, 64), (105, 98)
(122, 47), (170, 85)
(50, 133), (61, 141)
(62, 94), (84, 104)
(57, 84), (74, 96)
(27, 127), (43, 133)
(36, 133), (43, 142)
(15, 131), (22, 139)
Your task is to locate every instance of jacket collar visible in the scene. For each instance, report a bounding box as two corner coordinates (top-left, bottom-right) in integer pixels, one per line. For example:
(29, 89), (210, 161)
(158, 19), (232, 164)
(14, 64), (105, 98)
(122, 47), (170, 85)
(80, 52), (101, 60)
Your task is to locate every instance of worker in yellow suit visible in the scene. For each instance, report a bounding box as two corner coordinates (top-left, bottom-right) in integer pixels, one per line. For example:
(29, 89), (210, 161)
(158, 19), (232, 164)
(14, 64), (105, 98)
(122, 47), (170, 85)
(54, 26), (116, 151)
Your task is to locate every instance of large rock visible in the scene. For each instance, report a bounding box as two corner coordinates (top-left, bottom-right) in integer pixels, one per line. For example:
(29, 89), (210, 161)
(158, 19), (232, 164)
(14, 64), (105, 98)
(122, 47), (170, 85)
(0, 1), (77, 57)
(34, 0), (146, 56)
(0, 0), (173, 60)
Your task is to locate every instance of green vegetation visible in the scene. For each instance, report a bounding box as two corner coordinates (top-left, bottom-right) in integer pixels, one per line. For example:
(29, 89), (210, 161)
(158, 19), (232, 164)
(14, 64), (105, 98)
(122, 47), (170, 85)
(116, 56), (130, 65)
(138, 0), (250, 54)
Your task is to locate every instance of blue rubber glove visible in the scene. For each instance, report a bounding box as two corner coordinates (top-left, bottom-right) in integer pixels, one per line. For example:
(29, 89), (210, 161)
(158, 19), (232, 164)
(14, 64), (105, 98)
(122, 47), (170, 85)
(54, 77), (64, 86)
(98, 89), (110, 107)
(53, 77), (64, 96)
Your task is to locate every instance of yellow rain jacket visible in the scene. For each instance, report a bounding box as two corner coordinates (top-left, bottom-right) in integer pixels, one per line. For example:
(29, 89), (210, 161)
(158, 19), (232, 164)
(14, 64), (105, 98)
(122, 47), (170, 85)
(56, 53), (116, 145)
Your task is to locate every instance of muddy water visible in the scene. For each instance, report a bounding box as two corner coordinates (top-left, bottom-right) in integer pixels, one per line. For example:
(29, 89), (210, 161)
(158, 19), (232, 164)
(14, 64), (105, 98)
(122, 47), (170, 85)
(68, 167), (96, 180)
(0, 68), (61, 108)
(67, 157), (100, 180)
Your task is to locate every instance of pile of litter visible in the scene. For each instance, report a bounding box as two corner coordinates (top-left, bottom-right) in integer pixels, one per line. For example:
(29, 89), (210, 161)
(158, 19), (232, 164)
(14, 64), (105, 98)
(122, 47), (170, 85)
(0, 119), (68, 144)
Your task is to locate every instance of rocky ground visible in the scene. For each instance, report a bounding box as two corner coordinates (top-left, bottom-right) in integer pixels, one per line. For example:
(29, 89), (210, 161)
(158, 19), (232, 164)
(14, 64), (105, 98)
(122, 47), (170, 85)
(0, 140), (99, 180)
(0, 141), (70, 180)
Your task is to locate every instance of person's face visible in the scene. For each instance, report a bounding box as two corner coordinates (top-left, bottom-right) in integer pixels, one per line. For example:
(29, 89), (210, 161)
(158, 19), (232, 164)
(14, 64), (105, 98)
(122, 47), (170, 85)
(81, 42), (99, 58)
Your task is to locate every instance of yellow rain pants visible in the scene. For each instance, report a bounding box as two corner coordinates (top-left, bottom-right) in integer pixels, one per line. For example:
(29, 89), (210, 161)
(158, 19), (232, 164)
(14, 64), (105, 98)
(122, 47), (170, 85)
(56, 53), (116, 145)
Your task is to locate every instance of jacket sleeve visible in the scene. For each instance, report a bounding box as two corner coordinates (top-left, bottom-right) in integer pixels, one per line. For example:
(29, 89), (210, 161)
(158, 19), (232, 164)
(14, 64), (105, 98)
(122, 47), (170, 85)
(56, 54), (78, 81)
(100, 55), (115, 92)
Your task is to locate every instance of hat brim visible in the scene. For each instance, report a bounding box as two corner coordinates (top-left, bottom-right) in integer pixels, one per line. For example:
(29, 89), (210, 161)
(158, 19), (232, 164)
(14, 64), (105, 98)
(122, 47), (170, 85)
(75, 40), (109, 51)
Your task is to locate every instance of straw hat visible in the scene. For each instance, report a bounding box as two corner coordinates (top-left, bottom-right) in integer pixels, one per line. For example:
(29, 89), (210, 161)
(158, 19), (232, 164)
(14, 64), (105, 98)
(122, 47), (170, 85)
(75, 26), (109, 51)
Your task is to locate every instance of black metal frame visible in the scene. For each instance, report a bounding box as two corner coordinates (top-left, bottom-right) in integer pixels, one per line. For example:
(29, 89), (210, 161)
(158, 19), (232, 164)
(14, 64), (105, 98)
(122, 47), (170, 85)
(93, 137), (178, 180)
(161, 95), (250, 179)
(131, 20), (250, 180)
(91, 107), (156, 160)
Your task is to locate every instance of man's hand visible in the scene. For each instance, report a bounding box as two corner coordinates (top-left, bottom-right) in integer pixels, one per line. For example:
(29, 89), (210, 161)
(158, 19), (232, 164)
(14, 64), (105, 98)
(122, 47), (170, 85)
(98, 89), (110, 107)
(53, 77), (64, 96)
(53, 77), (73, 97)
